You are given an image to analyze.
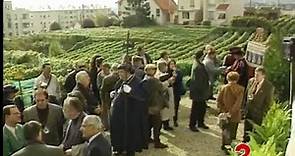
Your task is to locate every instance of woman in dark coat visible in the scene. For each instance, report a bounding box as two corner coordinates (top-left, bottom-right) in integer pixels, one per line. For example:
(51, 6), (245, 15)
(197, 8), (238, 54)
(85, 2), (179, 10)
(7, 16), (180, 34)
(89, 55), (103, 100)
(167, 60), (186, 127)
(110, 64), (147, 156)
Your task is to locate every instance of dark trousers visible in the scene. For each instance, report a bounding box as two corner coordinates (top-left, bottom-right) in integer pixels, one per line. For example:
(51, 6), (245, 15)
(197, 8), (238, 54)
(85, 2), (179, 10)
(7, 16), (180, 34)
(189, 100), (207, 128)
(243, 112), (263, 142)
(222, 122), (238, 145)
(148, 114), (162, 143)
(173, 98), (180, 122)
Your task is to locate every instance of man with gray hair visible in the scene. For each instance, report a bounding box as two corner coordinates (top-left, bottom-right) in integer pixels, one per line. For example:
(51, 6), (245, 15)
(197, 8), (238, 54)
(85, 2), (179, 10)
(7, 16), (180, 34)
(80, 115), (111, 156)
(70, 71), (101, 115)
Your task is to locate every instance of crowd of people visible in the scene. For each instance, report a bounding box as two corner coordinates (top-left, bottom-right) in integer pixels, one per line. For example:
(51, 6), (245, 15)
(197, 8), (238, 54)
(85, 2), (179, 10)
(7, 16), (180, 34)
(3, 45), (274, 156)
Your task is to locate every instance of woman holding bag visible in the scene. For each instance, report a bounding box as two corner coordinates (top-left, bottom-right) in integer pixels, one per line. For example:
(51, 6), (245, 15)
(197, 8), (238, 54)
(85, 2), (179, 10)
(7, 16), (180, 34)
(217, 71), (244, 151)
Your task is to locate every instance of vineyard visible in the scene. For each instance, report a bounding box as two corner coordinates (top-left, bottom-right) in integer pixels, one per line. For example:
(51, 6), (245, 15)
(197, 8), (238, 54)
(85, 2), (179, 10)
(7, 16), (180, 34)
(4, 15), (295, 83)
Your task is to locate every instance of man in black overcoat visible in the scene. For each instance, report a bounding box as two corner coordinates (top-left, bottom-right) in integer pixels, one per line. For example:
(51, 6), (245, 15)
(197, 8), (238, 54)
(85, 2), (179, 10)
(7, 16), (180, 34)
(110, 64), (147, 156)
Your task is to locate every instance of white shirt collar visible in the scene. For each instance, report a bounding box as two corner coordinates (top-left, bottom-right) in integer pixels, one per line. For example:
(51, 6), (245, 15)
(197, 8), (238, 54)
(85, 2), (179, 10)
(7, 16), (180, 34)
(88, 132), (101, 144)
(5, 124), (17, 137)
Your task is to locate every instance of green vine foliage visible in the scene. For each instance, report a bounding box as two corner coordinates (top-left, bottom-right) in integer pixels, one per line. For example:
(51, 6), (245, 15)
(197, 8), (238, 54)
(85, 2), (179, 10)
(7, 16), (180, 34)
(263, 31), (290, 102)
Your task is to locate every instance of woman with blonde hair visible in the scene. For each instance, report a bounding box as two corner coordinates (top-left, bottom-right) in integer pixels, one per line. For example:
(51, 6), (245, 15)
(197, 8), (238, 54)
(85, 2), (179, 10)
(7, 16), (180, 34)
(155, 61), (175, 131)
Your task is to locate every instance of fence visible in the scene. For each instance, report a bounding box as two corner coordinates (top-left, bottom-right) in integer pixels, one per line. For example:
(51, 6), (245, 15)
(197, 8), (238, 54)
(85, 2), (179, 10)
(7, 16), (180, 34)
(11, 78), (35, 108)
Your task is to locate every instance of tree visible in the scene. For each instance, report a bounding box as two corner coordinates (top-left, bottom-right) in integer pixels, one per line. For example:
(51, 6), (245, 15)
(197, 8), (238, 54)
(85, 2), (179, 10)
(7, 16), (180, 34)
(82, 18), (96, 28)
(49, 22), (62, 31)
(95, 13), (109, 27)
(122, 0), (153, 27)
(49, 40), (63, 57)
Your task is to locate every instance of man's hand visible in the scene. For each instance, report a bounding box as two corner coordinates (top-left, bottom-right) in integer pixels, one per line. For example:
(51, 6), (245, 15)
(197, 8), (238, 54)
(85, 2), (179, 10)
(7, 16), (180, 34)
(65, 149), (72, 156)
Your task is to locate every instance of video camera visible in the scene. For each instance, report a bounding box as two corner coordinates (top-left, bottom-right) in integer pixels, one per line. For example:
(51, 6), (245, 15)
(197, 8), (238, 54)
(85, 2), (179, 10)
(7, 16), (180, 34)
(282, 36), (295, 62)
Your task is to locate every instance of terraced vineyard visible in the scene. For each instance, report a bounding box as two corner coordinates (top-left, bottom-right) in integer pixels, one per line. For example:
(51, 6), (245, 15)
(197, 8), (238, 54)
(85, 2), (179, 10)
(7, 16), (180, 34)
(4, 15), (295, 82)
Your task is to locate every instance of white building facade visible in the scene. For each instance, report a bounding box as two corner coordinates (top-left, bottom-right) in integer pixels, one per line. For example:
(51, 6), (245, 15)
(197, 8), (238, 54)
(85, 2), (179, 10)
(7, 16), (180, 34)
(3, 1), (111, 36)
(117, 0), (177, 25)
(177, 0), (244, 25)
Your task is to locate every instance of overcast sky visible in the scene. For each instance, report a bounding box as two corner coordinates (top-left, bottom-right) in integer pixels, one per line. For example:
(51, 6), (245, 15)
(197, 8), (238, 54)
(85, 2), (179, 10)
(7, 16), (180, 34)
(9, 0), (118, 10)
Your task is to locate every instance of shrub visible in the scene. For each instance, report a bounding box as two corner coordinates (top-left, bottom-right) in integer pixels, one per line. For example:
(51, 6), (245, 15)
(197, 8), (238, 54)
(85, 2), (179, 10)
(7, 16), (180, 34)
(49, 22), (62, 31)
(95, 14), (109, 27)
(249, 102), (291, 154)
(231, 16), (272, 32)
(229, 102), (290, 156)
(177, 60), (193, 77)
(49, 41), (64, 57)
(264, 32), (290, 102)
(82, 18), (96, 28)
(202, 21), (211, 26)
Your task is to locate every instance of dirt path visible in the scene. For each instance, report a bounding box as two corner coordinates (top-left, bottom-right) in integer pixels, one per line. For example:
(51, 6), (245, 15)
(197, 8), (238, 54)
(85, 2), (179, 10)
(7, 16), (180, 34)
(137, 96), (244, 156)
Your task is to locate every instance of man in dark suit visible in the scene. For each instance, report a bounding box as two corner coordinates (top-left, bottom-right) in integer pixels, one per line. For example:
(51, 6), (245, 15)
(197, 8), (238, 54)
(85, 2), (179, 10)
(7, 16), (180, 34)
(64, 61), (88, 94)
(12, 121), (64, 156)
(243, 66), (274, 142)
(100, 63), (120, 130)
(23, 89), (64, 146)
(80, 115), (112, 156)
(136, 46), (152, 66)
(189, 51), (210, 132)
(71, 71), (101, 115)
(3, 105), (25, 156)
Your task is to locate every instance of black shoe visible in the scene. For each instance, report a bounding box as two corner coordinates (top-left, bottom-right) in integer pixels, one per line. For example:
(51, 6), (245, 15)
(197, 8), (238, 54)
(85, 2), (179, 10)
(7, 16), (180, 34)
(148, 138), (154, 143)
(189, 126), (199, 132)
(199, 124), (209, 129)
(174, 121), (179, 127)
(164, 126), (174, 131)
(154, 142), (168, 148)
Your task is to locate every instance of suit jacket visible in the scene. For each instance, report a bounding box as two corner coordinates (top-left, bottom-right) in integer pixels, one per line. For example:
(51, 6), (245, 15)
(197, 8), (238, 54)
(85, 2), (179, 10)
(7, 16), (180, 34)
(141, 76), (168, 115)
(189, 61), (210, 102)
(23, 103), (64, 145)
(11, 143), (64, 156)
(86, 134), (112, 156)
(100, 73), (120, 109)
(217, 83), (245, 123)
(3, 124), (25, 156)
(246, 78), (274, 124)
(71, 83), (99, 115)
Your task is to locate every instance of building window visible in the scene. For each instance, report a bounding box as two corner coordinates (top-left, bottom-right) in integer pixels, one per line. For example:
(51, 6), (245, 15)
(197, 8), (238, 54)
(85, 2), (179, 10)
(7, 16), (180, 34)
(218, 13), (226, 19)
(40, 15), (42, 18)
(8, 22), (12, 28)
(70, 16), (73, 19)
(70, 11), (72, 14)
(182, 12), (190, 19)
(15, 23), (18, 29)
(190, 0), (195, 7)
(22, 14), (28, 19)
(40, 22), (42, 24)
(156, 9), (160, 17)
(43, 15), (46, 18)
(48, 15), (50, 17)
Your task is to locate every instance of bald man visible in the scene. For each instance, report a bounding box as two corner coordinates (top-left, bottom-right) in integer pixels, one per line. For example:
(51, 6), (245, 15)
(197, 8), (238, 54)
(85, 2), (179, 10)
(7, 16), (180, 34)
(80, 115), (111, 156)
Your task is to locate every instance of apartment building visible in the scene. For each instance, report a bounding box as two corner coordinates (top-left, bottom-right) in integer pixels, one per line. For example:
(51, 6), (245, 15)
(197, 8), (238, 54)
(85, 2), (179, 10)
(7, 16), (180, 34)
(177, 0), (202, 24)
(3, 1), (111, 36)
(178, 0), (244, 25)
